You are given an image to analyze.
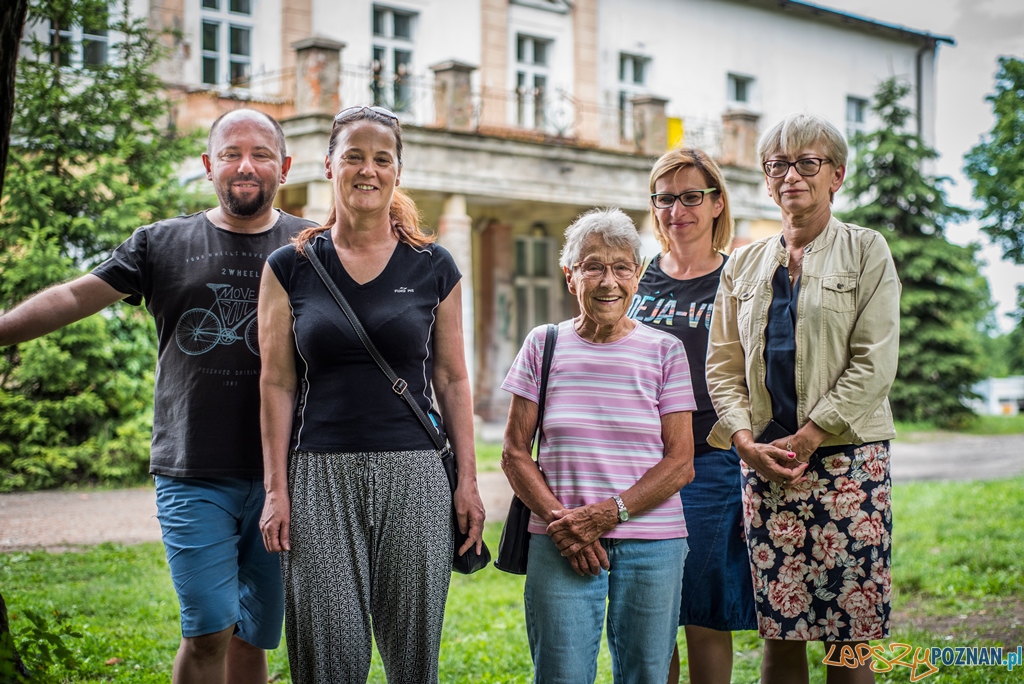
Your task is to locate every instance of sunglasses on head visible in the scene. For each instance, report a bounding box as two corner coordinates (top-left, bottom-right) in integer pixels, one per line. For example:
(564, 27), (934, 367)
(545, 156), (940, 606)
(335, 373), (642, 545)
(333, 105), (399, 122)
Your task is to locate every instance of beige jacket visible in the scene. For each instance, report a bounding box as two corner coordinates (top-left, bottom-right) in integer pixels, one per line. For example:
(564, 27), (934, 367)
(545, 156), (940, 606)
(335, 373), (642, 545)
(706, 216), (901, 449)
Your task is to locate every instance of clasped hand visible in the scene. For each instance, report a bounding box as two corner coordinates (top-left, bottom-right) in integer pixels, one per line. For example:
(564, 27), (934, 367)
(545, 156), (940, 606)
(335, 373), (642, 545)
(736, 440), (808, 486)
(546, 503), (615, 576)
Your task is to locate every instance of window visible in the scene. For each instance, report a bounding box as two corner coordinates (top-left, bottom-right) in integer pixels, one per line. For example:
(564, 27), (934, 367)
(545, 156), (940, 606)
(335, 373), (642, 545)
(49, 10), (111, 69)
(846, 96), (869, 139)
(514, 232), (558, 343)
(516, 34), (551, 130)
(618, 53), (649, 141)
(201, 0), (253, 87)
(372, 6), (417, 112)
(727, 73), (755, 106)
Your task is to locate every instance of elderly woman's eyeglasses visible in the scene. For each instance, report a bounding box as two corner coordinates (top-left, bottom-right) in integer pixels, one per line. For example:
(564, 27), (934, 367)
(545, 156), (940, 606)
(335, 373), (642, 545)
(763, 158), (829, 178)
(650, 189), (717, 209)
(334, 105), (399, 122)
(572, 261), (640, 280)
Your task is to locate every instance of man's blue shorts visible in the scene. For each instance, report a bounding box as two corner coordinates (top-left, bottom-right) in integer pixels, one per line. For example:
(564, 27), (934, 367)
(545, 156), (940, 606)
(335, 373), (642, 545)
(154, 475), (284, 649)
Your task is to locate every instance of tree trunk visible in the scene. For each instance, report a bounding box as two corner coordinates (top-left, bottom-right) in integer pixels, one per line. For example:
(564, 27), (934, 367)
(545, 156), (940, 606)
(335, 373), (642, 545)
(0, 591), (29, 682)
(0, 0), (29, 198)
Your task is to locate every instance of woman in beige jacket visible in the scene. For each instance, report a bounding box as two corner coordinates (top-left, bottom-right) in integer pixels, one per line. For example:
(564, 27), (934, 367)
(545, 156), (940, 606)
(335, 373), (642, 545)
(706, 113), (901, 684)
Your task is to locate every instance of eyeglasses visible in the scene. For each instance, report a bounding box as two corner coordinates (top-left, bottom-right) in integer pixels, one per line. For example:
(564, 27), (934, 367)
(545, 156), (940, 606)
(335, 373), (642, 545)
(333, 105), (399, 122)
(650, 188), (718, 209)
(572, 260), (641, 280)
(763, 158), (830, 178)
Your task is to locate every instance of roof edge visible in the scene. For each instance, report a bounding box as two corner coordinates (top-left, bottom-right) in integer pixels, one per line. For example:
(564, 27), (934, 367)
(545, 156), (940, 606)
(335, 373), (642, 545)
(739, 0), (956, 46)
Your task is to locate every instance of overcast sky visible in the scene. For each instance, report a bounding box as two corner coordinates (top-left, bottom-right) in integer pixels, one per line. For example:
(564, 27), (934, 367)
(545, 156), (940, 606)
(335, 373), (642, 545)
(817, 0), (1024, 331)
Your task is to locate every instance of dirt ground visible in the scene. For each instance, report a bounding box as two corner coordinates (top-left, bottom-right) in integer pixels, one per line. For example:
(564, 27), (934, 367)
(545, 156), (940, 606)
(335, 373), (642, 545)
(893, 596), (1024, 650)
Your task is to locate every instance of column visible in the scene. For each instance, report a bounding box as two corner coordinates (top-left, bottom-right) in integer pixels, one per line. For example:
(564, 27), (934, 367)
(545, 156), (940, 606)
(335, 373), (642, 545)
(437, 194), (475, 400)
(304, 180), (334, 226)
(477, 220), (513, 421)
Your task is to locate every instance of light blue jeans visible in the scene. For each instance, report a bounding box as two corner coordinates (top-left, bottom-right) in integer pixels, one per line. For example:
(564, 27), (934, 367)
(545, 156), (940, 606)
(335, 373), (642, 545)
(524, 533), (687, 684)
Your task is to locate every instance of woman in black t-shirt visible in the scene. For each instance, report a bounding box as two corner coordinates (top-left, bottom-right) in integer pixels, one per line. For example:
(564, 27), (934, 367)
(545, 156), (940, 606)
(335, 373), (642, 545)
(631, 148), (756, 684)
(257, 106), (485, 683)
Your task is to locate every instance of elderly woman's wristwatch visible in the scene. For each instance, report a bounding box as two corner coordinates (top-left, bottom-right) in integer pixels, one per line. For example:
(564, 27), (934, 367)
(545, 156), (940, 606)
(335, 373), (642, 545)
(612, 495), (630, 523)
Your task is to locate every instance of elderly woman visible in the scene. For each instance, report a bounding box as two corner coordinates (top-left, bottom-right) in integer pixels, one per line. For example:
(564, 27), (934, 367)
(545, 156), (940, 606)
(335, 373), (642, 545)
(706, 113), (900, 684)
(501, 207), (697, 684)
(257, 105), (485, 683)
(632, 148), (756, 684)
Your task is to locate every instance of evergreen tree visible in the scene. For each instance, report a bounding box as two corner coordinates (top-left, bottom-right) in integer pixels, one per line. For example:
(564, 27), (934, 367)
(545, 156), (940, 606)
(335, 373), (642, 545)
(839, 78), (991, 428)
(0, 0), (203, 490)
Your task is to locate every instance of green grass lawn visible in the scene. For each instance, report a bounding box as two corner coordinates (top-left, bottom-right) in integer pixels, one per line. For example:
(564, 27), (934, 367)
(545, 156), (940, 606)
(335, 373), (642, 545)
(4, 477), (1024, 682)
(475, 442), (503, 473)
(895, 413), (1024, 438)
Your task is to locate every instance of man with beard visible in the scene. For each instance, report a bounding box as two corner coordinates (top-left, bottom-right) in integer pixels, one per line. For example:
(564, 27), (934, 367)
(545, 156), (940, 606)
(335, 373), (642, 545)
(0, 109), (317, 684)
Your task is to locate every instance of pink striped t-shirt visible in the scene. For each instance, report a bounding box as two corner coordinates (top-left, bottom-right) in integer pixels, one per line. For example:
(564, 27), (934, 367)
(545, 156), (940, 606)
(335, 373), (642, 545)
(501, 320), (697, 540)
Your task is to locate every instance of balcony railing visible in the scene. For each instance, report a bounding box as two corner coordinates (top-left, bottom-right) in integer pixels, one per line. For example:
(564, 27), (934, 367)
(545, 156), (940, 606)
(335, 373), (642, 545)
(183, 62), (723, 156)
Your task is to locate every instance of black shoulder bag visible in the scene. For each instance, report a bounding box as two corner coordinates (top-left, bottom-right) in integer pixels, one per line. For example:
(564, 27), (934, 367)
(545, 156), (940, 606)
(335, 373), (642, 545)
(493, 323), (558, 575)
(304, 241), (491, 574)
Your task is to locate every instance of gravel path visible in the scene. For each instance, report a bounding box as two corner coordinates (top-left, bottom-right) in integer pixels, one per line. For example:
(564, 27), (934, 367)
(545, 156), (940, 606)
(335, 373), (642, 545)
(1, 433), (1021, 552)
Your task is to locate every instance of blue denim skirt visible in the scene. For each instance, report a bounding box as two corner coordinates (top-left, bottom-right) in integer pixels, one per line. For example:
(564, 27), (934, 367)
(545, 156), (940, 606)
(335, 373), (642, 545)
(679, 447), (758, 630)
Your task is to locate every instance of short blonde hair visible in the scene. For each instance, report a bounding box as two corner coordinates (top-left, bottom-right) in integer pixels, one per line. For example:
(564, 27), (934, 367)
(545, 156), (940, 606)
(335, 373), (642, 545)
(757, 113), (848, 168)
(648, 148), (733, 253)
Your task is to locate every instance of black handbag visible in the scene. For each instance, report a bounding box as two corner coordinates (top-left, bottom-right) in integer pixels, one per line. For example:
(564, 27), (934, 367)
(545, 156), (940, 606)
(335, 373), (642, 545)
(305, 241), (491, 574)
(493, 323), (557, 575)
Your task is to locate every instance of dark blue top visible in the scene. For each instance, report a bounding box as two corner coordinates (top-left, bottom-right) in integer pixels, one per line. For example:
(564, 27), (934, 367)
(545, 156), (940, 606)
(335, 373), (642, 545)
(765, 262), (800, 435)
(630, 254), (726, 454)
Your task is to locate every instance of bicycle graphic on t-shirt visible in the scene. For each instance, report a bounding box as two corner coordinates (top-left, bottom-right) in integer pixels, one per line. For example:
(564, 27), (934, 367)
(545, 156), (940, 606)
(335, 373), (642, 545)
(175, 283), (260, 356)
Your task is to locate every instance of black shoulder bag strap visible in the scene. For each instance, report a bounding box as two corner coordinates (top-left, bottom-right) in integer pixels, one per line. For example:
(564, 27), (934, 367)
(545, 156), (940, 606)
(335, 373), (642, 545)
(534, 323), (558, 457)
(303, 240), (445, 453)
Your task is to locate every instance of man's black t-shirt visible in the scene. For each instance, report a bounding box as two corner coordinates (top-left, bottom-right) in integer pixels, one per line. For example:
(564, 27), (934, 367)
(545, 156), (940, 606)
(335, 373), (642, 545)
(629, 254), (727, 455)
(91, 210), (316, 477)
(267, 232), (461, 452)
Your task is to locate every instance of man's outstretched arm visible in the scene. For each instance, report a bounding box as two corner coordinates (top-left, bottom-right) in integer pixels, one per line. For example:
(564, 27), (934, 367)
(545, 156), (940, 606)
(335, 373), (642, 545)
(0, 274), (128, 347)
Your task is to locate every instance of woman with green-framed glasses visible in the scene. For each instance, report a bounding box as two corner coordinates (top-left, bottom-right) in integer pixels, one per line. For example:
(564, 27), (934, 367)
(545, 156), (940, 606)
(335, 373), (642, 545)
(632, 148), (757, 684)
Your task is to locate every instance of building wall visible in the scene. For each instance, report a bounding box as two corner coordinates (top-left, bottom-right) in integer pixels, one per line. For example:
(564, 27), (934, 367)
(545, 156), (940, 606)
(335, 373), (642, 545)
(971, 377), (1024, 416)
(27, 0), (948, 422)
(598, 0), (930, 144)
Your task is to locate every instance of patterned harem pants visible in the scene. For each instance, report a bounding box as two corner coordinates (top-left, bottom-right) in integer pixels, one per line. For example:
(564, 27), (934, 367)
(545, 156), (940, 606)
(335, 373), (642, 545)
(282, 449), (453, 683)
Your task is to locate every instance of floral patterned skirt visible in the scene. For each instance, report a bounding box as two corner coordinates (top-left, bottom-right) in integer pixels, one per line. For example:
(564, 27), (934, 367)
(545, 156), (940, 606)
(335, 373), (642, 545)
(742, 441), (892, 641)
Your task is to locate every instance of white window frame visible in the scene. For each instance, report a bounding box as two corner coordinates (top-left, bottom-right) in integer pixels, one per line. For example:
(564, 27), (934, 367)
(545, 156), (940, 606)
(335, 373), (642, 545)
(846, 95), (869, 139)
(48, 11), (114, 69)
(200, 0), (254, 88)
(618, 53), (649, 142)
(513, 233), (559, 344)
(372, 5), (417, 113)
(727, 73), (756, 109)
(515, 34), (552, 130)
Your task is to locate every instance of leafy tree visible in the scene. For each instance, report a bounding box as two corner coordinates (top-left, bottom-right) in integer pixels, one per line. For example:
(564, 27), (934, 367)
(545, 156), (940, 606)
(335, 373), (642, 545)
(965, 56), (1024, 265)
(1006, 290), (1024, 375)
(0, 0), (203, 490)
(965, 56), (1024, 373)
(839, 78), (991, 428)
